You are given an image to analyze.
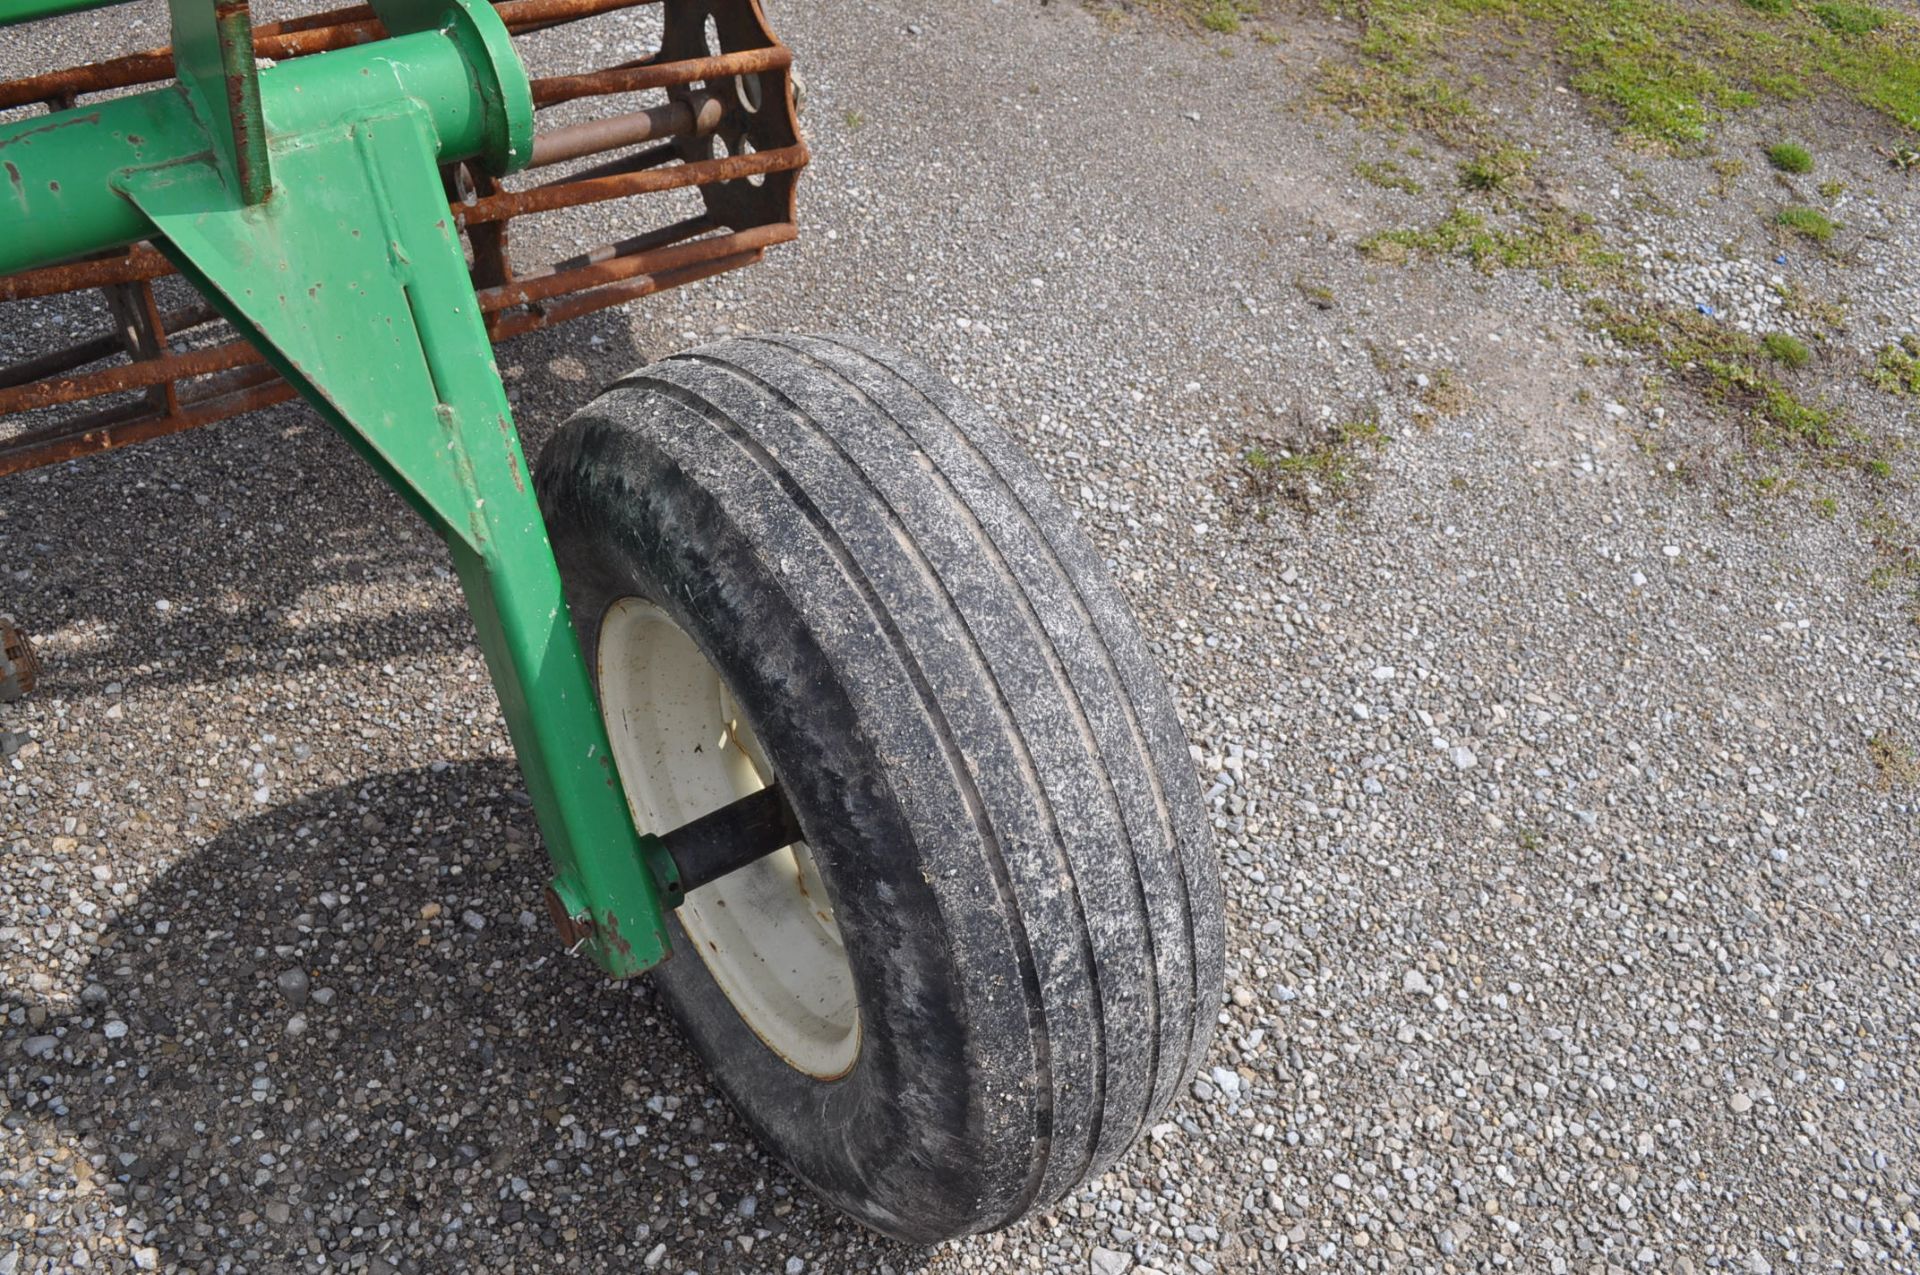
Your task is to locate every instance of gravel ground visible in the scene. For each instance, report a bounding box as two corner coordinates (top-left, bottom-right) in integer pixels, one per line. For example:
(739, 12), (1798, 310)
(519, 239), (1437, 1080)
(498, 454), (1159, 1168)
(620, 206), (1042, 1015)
(4, 2), (1920, 1273)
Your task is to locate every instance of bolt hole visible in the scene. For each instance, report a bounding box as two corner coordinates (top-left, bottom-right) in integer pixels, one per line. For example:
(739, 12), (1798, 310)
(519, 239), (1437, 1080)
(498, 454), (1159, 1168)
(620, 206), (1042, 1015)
(736, 71), (763, 114)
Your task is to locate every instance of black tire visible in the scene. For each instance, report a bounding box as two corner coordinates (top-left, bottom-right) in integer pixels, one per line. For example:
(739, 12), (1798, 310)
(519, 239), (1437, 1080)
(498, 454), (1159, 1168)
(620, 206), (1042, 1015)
(534, 334), (1224, 1243)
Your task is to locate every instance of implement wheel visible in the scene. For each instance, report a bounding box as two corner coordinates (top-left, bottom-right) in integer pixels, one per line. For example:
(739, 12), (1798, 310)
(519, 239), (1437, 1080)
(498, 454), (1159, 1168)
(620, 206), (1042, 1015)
(535, 335), (1224, 1242)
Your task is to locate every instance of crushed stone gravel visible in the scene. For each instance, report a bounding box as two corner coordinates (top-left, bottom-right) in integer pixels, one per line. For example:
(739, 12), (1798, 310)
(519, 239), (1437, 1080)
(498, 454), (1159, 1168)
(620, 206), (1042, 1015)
(3, 1), (1919, 1272)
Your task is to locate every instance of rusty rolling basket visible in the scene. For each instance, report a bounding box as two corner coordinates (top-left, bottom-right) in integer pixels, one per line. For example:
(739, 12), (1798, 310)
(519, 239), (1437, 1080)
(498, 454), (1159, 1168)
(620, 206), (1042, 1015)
(0, 0), (1222, 1243)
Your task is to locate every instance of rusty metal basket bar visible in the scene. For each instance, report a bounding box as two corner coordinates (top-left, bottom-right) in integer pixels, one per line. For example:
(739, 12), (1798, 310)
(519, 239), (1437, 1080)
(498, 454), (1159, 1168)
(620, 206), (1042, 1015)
(0, 0), (657, 110)
(0, 0), (806, 476)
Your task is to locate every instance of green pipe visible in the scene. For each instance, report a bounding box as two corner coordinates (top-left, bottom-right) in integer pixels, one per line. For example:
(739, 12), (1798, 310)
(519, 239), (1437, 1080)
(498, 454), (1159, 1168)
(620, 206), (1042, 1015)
(0, 28), (499, 276)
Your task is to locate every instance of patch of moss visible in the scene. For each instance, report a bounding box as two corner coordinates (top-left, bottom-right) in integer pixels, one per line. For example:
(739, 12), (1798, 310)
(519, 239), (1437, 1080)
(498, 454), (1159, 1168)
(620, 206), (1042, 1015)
(1776, 205), (1838, 242)
(1762, 331), (1812, 367)
(1766, 141), (1815, 172)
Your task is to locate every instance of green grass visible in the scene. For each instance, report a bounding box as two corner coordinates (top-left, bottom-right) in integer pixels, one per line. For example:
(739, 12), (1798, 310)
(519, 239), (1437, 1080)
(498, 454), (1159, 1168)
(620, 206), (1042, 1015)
(1320, 0), (1920, 147)
(1593, 302), (1869, 455)
(1762, 331), (1813, 366)
(1812, 2), (1888, 37)
(1869, 335), (1920, 395)
(1776, 204), (1838, 242)
(1767, 140), (1815, 171)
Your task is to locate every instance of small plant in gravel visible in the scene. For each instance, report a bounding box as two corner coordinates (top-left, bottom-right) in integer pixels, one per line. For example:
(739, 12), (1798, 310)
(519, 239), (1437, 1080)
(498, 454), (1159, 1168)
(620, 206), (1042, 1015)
(1458, 145), (1534, 194)
(1762, 331), (1812, 367)
(1766, 141), (1815, 173)
(1868, 335), (1920, 395)
(1420, 368), (1475, 415)
(1294, 277), (1338, 309)
(1860, 507), (1918, 608)
(1354, 157), (1423, 193)
(1775, 205), (1838, 243)
(1771, 279), (1850, 331)
(1238, 415), (1386, 516)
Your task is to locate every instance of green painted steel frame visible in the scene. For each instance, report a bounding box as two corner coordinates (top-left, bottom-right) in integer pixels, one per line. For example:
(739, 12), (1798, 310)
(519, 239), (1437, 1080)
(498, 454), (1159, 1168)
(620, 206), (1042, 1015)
(0, 0), (677, 975)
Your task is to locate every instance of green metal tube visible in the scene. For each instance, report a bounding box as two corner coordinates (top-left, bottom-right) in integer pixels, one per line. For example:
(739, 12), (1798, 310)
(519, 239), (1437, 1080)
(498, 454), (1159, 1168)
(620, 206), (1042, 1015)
(0, 29), (493, 276)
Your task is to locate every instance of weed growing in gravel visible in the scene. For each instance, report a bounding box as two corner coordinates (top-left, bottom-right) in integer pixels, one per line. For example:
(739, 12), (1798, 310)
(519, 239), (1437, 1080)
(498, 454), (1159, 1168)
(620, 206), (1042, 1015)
(1776, 205), (1839, 243)
(1295, 277), (1338, 309)
(1361, 207), (1623, 286)
(1763, 331), (1813, 367)
(1319, 0), (1920, 147)
(1862, 504), (1918, 583)
(1772, 279), (1850, 330)
(1458, 145), (1535, 194)
(1868, 335), (1920, 394)
(1869, 733), (1920, 787)
(1238, 416), (1387, 516)
(1198, 0), (1259, 32)
(1592, 302), (1871, 458)
(1767, 141), (1816, 172)
(1354, 157), (1423, 193)
(1866, 733), (1920, 783)
(1420, 368), (1475, 415)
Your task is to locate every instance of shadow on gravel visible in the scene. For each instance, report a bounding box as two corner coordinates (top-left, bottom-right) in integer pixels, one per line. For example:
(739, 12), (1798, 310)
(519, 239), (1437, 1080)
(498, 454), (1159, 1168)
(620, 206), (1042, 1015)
(1, 316), (655, 702)
(11, 762), (929, 1273)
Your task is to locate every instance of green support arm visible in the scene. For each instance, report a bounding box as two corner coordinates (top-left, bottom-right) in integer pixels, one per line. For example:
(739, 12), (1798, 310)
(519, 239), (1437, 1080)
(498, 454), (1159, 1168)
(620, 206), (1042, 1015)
(0, 0), (676, 976)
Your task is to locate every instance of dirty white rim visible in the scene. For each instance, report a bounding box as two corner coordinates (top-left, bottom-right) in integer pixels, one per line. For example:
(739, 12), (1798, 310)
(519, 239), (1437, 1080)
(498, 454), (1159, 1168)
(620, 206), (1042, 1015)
(596, 597), (860, 1080)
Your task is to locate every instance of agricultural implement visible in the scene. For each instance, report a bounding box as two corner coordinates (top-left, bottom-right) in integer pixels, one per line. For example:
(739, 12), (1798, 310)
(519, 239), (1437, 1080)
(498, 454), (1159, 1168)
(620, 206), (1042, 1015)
(0, 0), (1224, 1243)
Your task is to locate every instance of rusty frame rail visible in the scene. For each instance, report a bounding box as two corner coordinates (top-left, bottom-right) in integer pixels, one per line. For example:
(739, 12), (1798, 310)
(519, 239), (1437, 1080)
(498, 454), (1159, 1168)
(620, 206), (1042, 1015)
(0, 0), (806, 476)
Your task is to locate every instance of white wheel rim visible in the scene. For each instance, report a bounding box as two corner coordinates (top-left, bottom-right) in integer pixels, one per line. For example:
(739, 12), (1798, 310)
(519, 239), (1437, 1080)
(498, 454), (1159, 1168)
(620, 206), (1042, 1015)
(596, 597), (861, 1079)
